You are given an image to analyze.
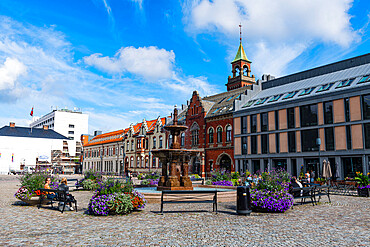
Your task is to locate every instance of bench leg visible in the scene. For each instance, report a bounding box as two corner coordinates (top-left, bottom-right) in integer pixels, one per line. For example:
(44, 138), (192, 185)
(160, 193), (164, 214)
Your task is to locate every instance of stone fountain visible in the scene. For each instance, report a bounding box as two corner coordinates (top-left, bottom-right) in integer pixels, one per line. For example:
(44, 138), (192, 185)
(152, 107), (199, 191)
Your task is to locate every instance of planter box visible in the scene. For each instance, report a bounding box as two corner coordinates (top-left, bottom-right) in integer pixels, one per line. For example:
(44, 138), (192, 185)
(357, 188), (370, 197)
(19, 196), (48, 206)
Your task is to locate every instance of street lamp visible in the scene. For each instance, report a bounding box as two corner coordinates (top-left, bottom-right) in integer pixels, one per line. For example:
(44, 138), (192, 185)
(316, 138), (321, 178)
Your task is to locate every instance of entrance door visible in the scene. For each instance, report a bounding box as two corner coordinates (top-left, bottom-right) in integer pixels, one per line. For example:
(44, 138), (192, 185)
(219, 155), (231, 173)
(304, 158), (319, 177)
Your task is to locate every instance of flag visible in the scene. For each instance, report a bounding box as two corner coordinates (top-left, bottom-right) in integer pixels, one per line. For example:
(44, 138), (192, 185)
(30, 107), (34, 117)
(12, 153), (14, 162)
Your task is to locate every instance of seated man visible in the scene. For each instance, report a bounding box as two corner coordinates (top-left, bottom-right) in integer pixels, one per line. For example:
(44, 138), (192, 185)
(289, 176), (303, 197)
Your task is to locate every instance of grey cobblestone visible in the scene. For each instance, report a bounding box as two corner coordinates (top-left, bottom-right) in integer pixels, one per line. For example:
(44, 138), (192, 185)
(0, 175), (369, 246)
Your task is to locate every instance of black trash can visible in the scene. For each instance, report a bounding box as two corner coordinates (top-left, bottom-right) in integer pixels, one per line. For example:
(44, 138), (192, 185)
(237, 186), (252, 215)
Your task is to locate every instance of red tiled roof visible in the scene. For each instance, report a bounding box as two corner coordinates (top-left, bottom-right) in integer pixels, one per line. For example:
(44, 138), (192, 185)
(84, 129), (127, 147)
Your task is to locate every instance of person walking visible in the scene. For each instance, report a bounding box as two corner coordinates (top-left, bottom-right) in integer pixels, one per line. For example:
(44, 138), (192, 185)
(310, 170), (315, 183)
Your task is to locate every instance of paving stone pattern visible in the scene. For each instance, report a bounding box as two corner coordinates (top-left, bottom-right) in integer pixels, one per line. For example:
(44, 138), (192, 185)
(0, 175), (369, 246)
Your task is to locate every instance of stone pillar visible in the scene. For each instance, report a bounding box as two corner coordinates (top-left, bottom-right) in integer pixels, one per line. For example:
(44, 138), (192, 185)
(166, 158), (180, 187)
(180, 158), (192, 187)
(158, 157), (167, 187)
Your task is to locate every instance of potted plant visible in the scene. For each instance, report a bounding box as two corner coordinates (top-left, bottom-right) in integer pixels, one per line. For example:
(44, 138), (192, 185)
(355, 172), (370, 197)
(314, 177), (326, 185)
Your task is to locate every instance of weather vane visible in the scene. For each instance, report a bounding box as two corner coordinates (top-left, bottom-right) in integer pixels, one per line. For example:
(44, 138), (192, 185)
(239, 23), (242, 42)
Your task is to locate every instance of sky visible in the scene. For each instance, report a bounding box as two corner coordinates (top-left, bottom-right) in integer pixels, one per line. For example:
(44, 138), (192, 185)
(0, 0), (369, 134)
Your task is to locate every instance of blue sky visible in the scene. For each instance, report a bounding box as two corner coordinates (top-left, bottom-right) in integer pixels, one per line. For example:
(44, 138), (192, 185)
(0, 0), (369, 134)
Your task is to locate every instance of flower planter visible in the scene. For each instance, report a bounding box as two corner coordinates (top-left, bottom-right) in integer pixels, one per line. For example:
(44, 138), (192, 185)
(19, 196), (48, 206)
(357, 188), (370, 197)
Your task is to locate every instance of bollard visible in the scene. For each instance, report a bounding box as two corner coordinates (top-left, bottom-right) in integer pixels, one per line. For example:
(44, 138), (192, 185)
(237, 186), (252, 215)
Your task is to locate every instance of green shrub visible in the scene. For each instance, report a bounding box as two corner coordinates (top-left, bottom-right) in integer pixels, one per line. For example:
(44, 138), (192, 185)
(84, 169), (102, 181)
(205, 180), (212, 185)
(108, 193), (133, 214)
(141, 180), (150, 185)
(82, 179), (98, 190)
(19, 172), (59, 192)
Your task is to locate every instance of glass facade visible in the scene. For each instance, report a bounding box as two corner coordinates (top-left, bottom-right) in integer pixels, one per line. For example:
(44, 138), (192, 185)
(300, 104), (318, 127)
(364, 123), (370, 149)
(287, 108), (295, 129)
(362, 94), (370, 120)
(275, 110), (279, 130)
(242, 136), (247, 154)
(261, 113), (268, 132)
(344, 98), (350, 122)
(250, 114), (257, 133)
(324, 101), (333, 124)
(261, 134), (268, 154)
(288, 131), (296, 152)
(301, 129), (319, 152)
(275, 133), (280, 153)
(251, 135), (257, 154)
(346, 126), (352, 150)
(324, 127), (334, 151)
(241, 116), (247, 134)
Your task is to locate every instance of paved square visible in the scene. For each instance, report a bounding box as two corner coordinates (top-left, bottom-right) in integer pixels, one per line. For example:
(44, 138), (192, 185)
(0, 176), (369, 246)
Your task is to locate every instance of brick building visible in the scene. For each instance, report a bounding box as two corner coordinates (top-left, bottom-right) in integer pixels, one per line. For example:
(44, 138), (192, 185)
(181, 41), (256, 177)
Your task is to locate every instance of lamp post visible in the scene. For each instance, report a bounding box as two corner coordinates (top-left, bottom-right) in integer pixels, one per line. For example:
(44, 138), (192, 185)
(316, 138), (321, 178)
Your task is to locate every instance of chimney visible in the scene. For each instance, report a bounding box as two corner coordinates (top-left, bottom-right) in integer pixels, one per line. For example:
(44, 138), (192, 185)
(9, 122), (15, 128)
(43, 125), (48, 130)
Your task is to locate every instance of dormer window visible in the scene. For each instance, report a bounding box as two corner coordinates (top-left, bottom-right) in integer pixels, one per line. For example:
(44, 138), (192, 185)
(336, 78), (354, 88)
(317, 83), (334, 93)
(268, 94), (283, 103)
(299, 87), (315, 96)
(282, 91), (298, 100)
(255, 97), (269, 105)
(358, 75), (370, 84)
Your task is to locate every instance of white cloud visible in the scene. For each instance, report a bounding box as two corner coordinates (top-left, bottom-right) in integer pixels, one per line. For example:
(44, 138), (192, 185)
(131, 0), (143, 9)
(0, 57), (26, 90)
(184, 0), (360, 76)
(84, 46), (175, 79)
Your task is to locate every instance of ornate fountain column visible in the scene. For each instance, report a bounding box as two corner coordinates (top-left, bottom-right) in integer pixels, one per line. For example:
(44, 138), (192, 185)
(166, 158), (180, 187)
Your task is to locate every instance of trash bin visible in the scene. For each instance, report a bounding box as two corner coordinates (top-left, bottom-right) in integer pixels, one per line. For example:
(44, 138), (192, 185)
(237, 186), (252, 215)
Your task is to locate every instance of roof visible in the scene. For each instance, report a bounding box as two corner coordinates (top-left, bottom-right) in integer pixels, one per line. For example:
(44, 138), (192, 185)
(0, 126), (67, 139)
(84, 129), (126, 147)
(203, 87), (250, 118)
(232, 42), (251, 63)
(235, 54), (370, 111)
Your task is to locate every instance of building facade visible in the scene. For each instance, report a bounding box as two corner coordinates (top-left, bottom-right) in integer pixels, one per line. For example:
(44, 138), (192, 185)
(181, 41), (256, 177)
(30, 108), (88, 173)
(234, 53), (370, 179)
(0, 123), (67, 174)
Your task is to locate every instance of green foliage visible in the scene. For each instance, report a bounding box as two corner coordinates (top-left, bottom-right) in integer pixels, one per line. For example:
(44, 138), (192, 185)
(231, 178), (241, 186)
(205, 180), (213, 185)
(231, 172), (240, 179)
(108, 193), (133, 214)
(141, 180), (150, 185)
(254, 169), (291, 192)
(316, 177), (326, 182)
(19, 172), (59, 192)
(81, 179), (99, 190)
(137, 173), (144, 180)
(244, 170), (251, 177)
(97, 179), (133, 196)
(355, 172), (370, 186)
(84, 169), (102, 181)
(144, 172), (160, 179)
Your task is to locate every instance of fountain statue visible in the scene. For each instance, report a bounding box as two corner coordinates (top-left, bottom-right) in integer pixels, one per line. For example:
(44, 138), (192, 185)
(152, 106), (199, 190)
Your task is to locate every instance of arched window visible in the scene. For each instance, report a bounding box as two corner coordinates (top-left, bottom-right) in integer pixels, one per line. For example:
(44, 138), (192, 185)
(235, 66), (240, 76)
(208, 128), (214, 143)
(217, 127), (223, 143)
(141, 157), (144, 168)
(243, 66), (249, 76)
(137, 157), (140, 168)
(152, 157), (156, 168)
(153, 137), (156, 149)
(145, 157), (149, 168)
(168, 135), (173, 148)
(226, 125), (232, 142)
(130, 157), (134, 168)
(127, 141), (129, 151)
(191, 122), (200, 146)
(159, 136), (163, 148)
(181, 132), (185, 146)
(131, 140), (134, 151)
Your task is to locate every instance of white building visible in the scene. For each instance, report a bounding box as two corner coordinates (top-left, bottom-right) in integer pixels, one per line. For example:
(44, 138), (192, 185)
(30, 108), (89, 173)
(0, 123), (67, 174)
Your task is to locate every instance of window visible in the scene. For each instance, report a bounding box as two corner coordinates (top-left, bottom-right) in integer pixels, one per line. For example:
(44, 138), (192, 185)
(362, 94), (370, 120)
(301, 129), (319, 152)
(226, 95), (234, 102)
(212, 108), (220, 114)
(137, 139), (142, 149)
(241, 117), (247, 134)
(260, 113), (268, 132)
(242, 136), (247, 155)
(358, 75), (370, 84)
(153, 137), (157, 149)
(255, 97), (269, 105)
(364, 123), (370, 149)
(275, 111), (279, 130)
(324, 101), (333, 124)
(68, 131), (74, 134)
(145, 138), (148, 149)
(288, 131), (296, 152)
(268, 94), (283, 103)
(181, 133), (185, 146)
(226, 125), (232, 142)
(299, 87), (315, 96)
(346, 125), (352, 150)
(300, 104), (318, 127)
(344, 98), (350, 122)
(130, 157), (134, 168)
(168, 135), (173, 148)
(261, 134), (268, 154)
(69, 124), (74, 128)
(217, 127), (222, 143)
(242, 100), (257, 108)
(159, 136), (163, 148)
(192, 130), (199, 146)
(250, 114), (257, 133)
(152, 157), (156, 168)
(275, 133), (280, 153)
(208, 128), (214, 143)
(336, 78), (355, 88)
(126, 141), (129, 151)
(283, 91), (298, 100)
(251, 136), (257, 154)
(287, 108), (295, 129)
(218, 97), (227, 103)
(317, 83), (334, 93)
(324, 127), (334, 151)
(137, 157), (140, 168)
(131, 140), (134, 151)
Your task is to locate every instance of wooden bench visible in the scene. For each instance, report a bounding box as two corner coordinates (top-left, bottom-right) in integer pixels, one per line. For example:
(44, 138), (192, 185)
(160, 190), (217, 214)
(291, 186), (316, 208)
(37, 188), (77, 213)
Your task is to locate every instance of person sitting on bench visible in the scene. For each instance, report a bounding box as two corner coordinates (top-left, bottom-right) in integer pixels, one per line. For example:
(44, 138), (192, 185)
(58, 177), (74, 210)
(44, 177), (56, 200)
(289, 176), (303, 197)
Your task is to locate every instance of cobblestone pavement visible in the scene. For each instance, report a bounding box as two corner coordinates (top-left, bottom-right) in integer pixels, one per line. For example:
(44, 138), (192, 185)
(0, 175), (369, 246)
